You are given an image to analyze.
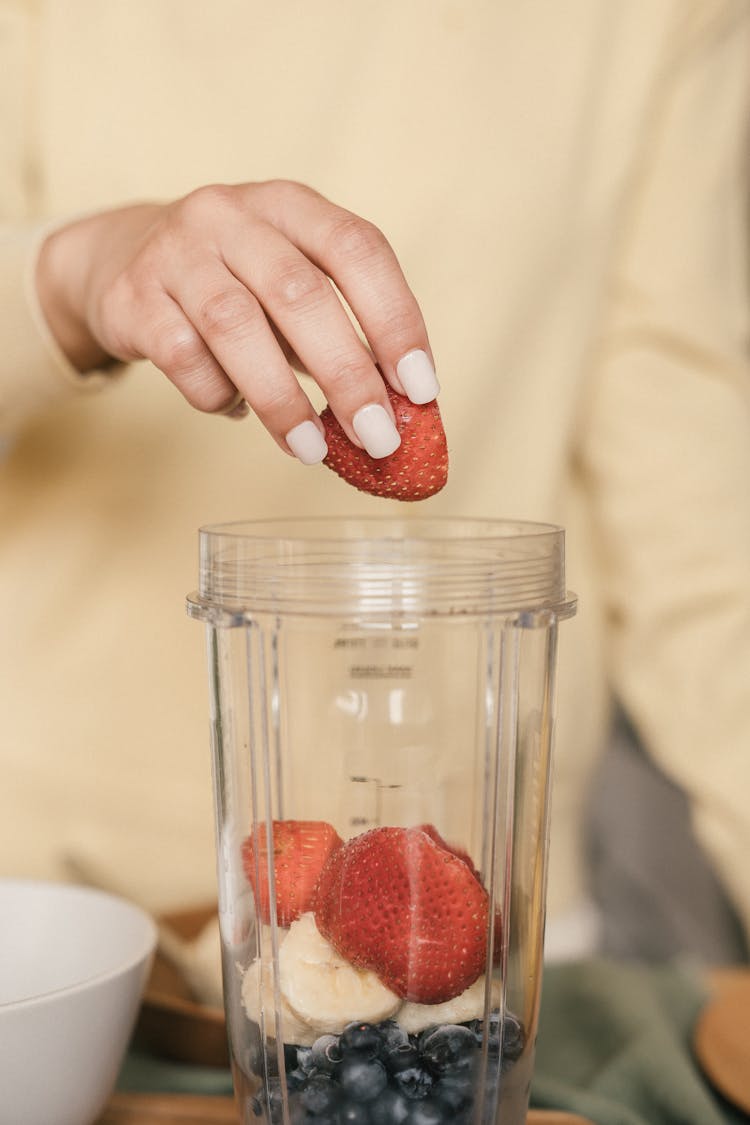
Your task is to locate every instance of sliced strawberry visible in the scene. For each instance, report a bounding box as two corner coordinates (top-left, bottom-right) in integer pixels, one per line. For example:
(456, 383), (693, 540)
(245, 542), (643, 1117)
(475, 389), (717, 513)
(492, 906), (504, 966)
(314, 826), (488, 1004)
(241, 820), (342, 928)
(418, 823), (504, 964)
(417, 823), (481, 881)
(320, 385), (448, 501)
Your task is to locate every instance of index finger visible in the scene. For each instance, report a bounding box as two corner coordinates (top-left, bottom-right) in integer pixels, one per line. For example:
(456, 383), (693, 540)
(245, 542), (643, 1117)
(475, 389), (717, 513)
(251, 181), (440, 406)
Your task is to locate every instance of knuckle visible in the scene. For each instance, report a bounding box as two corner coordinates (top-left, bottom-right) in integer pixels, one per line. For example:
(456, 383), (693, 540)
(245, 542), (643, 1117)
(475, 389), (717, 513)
(182, 374), (238, 415)
(257, 177), (298, 200)
(154, 322), (207, 374)
(252, 382), (300, 417)
(326, 214), (387, 264)
(269, 262), (329, 311)
(253, 178), (312, 216)
(95, 276), (140, 356)
(176, 183), (236, 226)
(325, 356), (374, 397)
(95, 275), (127, 328)
(377, 304), (422, 350)
(196, 290), (253, 339)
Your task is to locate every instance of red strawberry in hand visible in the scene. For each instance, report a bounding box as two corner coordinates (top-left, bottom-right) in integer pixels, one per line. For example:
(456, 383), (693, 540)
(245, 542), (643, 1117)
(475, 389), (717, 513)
(320, 386), (448, 501)
(314, 826), (488, 1004)
(241, 820), (342, 928)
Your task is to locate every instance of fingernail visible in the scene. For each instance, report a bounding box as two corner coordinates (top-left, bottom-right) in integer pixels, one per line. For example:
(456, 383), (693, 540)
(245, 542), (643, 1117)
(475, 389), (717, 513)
(285, 420), (328, 465)
(396, 349), (440, 404)
(227, 400), (250, 419)
(352, 403), (401, 458)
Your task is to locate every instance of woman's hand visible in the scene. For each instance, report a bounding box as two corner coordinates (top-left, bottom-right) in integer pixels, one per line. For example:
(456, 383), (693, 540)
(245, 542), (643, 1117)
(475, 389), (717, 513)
(35, 181), (439, 463)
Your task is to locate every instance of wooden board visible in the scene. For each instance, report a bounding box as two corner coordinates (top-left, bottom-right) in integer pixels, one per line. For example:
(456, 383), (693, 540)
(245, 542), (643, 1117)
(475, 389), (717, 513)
(99, 1094), (236, 1122)
(134, 906), (229, 1069)
(99, 1093), (593, 1124)
(693, 967), (750, 1115)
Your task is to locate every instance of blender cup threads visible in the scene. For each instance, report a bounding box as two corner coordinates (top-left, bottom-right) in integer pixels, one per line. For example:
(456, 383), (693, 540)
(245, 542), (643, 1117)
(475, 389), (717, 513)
(187, 518), (576, 1125)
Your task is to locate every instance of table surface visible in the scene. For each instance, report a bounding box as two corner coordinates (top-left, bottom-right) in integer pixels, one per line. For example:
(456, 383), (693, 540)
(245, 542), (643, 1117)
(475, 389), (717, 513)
(99, 1092), (594, 1124)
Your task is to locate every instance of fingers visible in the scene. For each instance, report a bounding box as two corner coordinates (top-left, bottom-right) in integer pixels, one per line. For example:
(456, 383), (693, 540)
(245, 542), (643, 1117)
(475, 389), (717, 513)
(251, 181), (440, 406)
(90, 183), (436, 465)
(215, 218), (401, 454)
(136, 296), (240, 415)
(167, 261), (330, 452)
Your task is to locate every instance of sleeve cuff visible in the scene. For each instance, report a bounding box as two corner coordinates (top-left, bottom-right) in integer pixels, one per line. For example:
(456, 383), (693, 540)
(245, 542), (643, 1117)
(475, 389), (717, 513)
(0, 224), (126, 436)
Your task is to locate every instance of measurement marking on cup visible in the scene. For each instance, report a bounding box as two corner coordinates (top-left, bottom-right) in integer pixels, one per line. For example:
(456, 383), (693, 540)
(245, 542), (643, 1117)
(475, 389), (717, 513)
(349, 664), (413, 679)
(350, 775), (402, 827)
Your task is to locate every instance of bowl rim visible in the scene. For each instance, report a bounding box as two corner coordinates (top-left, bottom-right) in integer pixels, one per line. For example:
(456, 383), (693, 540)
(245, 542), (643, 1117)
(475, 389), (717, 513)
(0, 878), (158, 1012)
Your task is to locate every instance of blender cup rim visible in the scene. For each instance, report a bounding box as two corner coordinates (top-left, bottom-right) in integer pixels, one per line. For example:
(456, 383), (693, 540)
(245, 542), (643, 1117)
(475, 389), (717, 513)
(194, 515), (565, 542)
(187, 516), (577, 623)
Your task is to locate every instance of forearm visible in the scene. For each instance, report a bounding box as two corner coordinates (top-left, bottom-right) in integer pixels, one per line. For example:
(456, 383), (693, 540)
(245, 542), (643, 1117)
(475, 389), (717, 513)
(35, 218), (112, 372)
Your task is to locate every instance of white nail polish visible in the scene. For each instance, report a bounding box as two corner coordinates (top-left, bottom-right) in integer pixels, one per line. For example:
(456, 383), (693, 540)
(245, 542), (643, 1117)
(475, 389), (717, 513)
(352, 403), (401, 458)
(396, 349), (440, 404)
(285, 420), (328, 465)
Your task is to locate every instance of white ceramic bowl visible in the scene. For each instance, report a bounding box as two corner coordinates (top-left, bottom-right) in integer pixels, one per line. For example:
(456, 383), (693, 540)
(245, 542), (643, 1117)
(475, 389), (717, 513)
(0, 880), (157, 1125)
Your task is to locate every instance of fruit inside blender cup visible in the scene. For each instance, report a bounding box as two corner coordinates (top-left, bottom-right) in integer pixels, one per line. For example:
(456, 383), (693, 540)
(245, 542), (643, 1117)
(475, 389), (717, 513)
(240, 821), (526, 1123)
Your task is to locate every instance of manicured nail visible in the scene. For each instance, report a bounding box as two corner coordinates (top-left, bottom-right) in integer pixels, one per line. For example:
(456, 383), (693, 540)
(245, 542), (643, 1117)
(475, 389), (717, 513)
(396, 349), (440, 404)
(352, 403), (401, 458)
(285, 420), (328, 465)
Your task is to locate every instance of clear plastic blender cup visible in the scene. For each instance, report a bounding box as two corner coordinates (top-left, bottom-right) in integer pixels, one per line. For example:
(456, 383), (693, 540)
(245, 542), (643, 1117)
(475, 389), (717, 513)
(187, 517), (576, 1125)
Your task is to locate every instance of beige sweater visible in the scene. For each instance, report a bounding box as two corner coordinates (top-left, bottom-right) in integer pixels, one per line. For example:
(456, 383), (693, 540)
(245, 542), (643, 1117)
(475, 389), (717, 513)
(1, 0), (749, 954)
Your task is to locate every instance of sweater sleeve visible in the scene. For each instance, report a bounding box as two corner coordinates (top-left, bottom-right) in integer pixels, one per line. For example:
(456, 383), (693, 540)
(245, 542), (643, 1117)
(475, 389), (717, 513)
(0, 224), (123, 439)
(579, 1), (750, 937)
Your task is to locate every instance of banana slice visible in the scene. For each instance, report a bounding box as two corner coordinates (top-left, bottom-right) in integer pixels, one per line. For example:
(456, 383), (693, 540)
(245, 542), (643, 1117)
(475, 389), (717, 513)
(279, 912), (401, 1035)
(241, 938), (318, 1047)
(398, 973), (503, 1034)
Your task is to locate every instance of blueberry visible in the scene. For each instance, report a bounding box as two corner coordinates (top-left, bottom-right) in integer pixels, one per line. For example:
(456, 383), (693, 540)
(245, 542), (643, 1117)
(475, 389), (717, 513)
(384, 1041), (421, 1074)
(394, 1065), (434, 1100)
(480, 1011), (526, 1069)
(405, 1099), (444, 1125)
(487, 1032), (501, 1057)
(420, 1024), (478, 1075)
(502, 1012), (525, 1062)
(478, 1014), (502, 1057)
(338, 1100), (372, 1124)
(379, 1020), (410, 1050)
(338, 1056), (388, 1102)
(250, 1078), (284, 1121)
(310, 1033), (343, 1073)
(340, 1021), (384, 1058)
(285, 1067), (308, 1092)
(433, 1072), (474, 1112)
(248, 1094), (263, 1118)
(294, 1046), (315, 1074)
(369, 1088), (411, 1125)
(300, 1073), (341, 1114)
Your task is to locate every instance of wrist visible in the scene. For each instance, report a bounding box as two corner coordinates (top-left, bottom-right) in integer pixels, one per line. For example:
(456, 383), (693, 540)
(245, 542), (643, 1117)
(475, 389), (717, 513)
(35, 218), (112, 373)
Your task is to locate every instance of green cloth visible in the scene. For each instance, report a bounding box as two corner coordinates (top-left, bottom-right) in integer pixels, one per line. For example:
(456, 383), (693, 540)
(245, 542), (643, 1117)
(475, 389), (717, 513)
(119, 958), (747, 1123)
(532, 959), (747, 1125)
(117, 1051), (233, 1097)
